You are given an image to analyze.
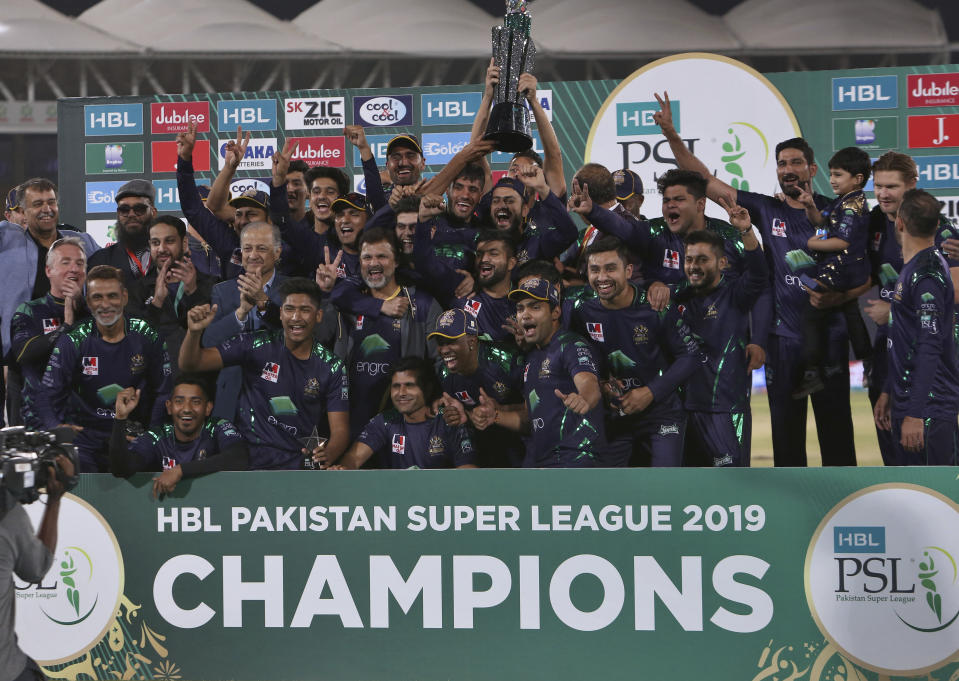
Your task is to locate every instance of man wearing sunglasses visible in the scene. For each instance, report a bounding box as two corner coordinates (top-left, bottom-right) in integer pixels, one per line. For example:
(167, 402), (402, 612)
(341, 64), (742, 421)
(88, 179), (159, 286)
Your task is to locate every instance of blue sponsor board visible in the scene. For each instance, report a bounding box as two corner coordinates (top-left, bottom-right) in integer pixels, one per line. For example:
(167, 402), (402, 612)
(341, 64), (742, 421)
(353, 95), (414, 127)
(832, 76), (898, 111)
(84, 104), (143, 136)
(153, 179), (180, 212)
(216, 99), (277, 132)
(422, 132), (472, 164)
(85, 181), (126, 213)
(915, 155), (959, 189)
(616, 101), (680, 136)
(353, 134), (395, 166)
(834, 526), (885, 553)
(491, 132), (545, 164)
(421, 93), (482, 126)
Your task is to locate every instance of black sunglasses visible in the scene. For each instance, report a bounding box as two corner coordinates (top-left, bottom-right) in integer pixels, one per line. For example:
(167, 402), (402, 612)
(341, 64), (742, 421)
(118, 203), (150, 216)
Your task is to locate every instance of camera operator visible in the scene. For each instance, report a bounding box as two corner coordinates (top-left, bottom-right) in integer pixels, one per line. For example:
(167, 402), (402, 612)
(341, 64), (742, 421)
(0, 452), (75, 681)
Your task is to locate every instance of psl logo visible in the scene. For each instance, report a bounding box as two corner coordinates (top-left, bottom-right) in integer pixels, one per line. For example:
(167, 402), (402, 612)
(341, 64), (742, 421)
(806, 484), (959, 675)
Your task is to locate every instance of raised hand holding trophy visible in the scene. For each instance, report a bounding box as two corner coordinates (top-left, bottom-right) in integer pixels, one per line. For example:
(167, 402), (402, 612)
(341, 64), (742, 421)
(483, 0), (536, 153)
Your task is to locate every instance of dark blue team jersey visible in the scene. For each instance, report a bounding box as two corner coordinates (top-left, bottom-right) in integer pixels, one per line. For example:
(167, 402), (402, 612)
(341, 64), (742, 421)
(37, 317), (172, 431)
(522, 329), (606, 467)
(129, 418), (244, 471)
(217, 328), (349, 469)
(886, 246), (959, 420)
(737, 190), (833, 340)
(815, 189), (870, 290)
(454, 292), (515, 346)
(358, 409), (476, 469)
(10, 293), (74, 428)
(677, 247), (768, 413)
(571, 285), (703, 419)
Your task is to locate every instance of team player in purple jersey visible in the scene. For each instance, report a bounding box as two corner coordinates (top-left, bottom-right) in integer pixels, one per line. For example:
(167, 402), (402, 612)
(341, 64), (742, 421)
(329, 358), (477, 470)
(9, 238), (88, 428)
(567, 167), (771, 372)
(332, 228), (443, 440)
(431, 309), (525, 467)
(452, 231), (519, 347)
(179, 278), (350, 470)
(37, 265), (173, 472)
(677, 199), (769, 467)
(489, 278), (606, 467)
(109, 374), (249, 497)
(572, 237), (703, 467)
(864, 153), (959, 464)
(654, 92), (859, 467)
(874, 190), (959, 465)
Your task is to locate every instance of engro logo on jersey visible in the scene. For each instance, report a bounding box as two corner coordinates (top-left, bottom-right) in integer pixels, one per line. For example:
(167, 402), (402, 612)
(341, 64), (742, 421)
(16, 495), (124, 664)
(908, 74), (959, 108)
(151, 102), (210, 134)
(586, 55), (799, 221)
(353, 95), (413, 127)
(805, 484), (959, 676)
(284, 97), (345, 129)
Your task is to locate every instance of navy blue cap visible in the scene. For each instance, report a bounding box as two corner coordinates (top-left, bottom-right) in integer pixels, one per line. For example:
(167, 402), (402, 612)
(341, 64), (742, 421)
(508, 277), (560, 306)
(428, 308), (479, 340)
(613, 169), (642, 201)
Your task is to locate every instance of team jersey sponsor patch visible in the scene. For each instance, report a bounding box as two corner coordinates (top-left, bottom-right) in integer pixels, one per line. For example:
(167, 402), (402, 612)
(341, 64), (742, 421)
(454, 390), (475, 406)
(392, 434), (405, 454)
(82, 356), (99, 375)
(261, 362), (280, 382)
(771, 218), (787, 237)
(42, 318), (60, 334)
(464, 299), (482, 316)
(663, 249), (681, 269)
(586, 322), (604, 342)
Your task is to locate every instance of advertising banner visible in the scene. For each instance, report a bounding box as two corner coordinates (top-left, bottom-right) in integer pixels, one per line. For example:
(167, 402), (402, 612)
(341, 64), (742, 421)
(16, 469), (959, 681)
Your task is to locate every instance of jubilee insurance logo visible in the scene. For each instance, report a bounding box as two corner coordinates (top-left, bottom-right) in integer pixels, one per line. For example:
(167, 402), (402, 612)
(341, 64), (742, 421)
(805, 484), (959, 676)
(16, 494), (124, 664)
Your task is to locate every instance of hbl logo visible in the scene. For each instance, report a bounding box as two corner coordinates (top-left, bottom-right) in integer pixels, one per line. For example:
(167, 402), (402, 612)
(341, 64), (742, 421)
(84, 104), (143, 136)
(832, 76), (898, 111)
(216, 100), (277, 132)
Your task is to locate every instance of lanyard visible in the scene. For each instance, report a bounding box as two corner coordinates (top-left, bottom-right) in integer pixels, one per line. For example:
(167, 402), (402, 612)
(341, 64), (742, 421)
(127, 249), (148, 276)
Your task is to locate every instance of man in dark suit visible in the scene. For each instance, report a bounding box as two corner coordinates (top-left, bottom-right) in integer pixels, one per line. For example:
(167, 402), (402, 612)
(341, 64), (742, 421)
(87, 179), (158, 286)
(203, 221), (286, 420)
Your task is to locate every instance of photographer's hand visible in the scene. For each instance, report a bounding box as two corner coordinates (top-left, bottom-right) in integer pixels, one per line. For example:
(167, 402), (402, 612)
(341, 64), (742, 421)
(38, 454), (74, 552)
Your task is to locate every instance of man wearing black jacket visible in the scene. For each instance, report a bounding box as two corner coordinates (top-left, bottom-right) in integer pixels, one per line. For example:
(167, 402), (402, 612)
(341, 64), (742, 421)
(126, 216), (216, 363)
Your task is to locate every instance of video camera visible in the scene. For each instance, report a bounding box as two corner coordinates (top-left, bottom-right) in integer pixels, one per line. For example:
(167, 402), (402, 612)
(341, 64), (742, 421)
(0, 426), (79, 506)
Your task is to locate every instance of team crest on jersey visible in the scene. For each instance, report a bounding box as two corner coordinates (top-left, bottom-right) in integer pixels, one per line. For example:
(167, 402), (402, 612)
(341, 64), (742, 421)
(355, 315), (364, 330)
(493, 381), (508, 398)
(464, 299), (482, 317)
(705, 303), (719, 320)
(516, 249), (529, 265)
(129, 353), (145, 375)
(455, 390), (475, 406)
(304, 377), (320, 398)
(663, 249), (681, 269)
(392, 434), (405, 454)
(261, 362), (280, 382)
(82, 356), (99, 376)
(632, 325), (648, 345)
(197, 449), (207, 461)
(41, 318), (60, 334)
(771, 218), (787, 237)
(538, 358), (551, 379)
(161, 455), (176, 470)
(894, 281), (903, 301)
(392, 318), (402, 331)
(586, 322), (604, 342)
(428, 436), (445, 456)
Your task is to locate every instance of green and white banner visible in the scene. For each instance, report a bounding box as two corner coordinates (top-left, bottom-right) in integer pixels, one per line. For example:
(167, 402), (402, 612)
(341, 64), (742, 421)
(16, 469), (959, 680)
(58, 56), (959, 242)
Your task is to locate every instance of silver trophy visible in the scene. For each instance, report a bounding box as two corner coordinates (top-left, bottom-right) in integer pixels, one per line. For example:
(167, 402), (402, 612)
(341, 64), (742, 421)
(483, 0), (536, 153)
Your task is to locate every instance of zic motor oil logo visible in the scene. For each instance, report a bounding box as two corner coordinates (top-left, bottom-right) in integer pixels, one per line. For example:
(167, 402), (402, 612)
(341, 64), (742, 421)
(585, 53), (800, 221)
(805, 484), (959, 676)
(16, 494), (124, 665)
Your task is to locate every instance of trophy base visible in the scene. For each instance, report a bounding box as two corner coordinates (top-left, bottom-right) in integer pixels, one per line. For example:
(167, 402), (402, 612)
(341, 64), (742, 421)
(483, 102), (533, 153)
